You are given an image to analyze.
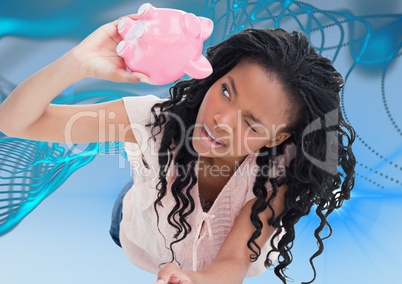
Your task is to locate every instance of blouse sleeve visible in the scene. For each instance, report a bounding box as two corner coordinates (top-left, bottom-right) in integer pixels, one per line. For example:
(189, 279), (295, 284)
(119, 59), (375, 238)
(121, 95), (166, 182)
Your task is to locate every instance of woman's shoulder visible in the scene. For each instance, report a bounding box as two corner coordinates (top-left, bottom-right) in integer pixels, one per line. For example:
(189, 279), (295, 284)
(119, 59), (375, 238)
(121, 94), (169, 122)
(122, 95), (168, 168)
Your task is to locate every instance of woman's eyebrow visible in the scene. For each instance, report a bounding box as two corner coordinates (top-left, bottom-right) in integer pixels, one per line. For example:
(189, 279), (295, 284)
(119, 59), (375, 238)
(246, 111), (267, 128)
(228, 76), (239, 97)
(228, 76), (268, 129)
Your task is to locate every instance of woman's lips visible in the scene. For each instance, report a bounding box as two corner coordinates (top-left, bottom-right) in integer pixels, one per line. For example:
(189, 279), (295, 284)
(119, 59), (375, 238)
(201, 123), (226, 148)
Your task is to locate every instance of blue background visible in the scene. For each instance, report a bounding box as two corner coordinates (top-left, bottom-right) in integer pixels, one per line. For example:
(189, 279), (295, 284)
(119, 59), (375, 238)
(1, 0), (402, 283)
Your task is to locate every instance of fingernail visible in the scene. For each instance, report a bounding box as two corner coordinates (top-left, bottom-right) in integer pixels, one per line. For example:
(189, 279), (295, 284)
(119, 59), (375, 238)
(139, 76), (149, 83)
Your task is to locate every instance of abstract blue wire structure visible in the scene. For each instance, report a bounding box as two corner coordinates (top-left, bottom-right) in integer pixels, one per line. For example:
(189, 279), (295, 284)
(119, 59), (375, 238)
(0, 138), (122, 235)
(204, 2), (402, 280)
(0, 79), (133, 235)
(203, 1), (402, 190)
(0, 3), (401, 271)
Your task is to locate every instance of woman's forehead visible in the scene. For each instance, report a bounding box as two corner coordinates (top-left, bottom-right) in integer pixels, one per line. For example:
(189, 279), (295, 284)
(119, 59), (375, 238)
(223, 62), (291, 127)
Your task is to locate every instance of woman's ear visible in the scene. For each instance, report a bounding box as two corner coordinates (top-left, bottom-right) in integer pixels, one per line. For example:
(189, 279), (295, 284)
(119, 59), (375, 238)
(265, 132), (291, 148)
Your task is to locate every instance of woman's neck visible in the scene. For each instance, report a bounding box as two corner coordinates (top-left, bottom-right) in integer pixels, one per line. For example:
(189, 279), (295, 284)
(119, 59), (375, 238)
(198, 155), (248, 178)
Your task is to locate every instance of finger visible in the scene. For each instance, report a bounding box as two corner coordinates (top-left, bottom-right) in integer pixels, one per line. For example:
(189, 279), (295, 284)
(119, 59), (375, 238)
(126, 13), (140, 20)
(130, 71), (150, 83)
(112, 13), (140, 26)
(157, 263), (178, 284)
(113, 69), (149, 84)
(156, 271), (171, 284)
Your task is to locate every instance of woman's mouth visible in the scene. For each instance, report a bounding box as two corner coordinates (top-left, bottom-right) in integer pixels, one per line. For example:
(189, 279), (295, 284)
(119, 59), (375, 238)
(200, 123), (226, 149)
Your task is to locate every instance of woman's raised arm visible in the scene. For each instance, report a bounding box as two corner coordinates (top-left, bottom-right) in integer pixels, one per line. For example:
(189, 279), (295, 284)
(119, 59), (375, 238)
(0, 15), (148, 143)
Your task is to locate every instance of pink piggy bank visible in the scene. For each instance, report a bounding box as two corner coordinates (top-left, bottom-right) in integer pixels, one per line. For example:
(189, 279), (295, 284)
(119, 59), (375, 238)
(116, 3), (214, 85)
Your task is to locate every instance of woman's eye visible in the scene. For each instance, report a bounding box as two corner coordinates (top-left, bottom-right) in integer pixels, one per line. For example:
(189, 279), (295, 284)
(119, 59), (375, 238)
(222, 83), (230, 99)
(245, 120), (258, 133)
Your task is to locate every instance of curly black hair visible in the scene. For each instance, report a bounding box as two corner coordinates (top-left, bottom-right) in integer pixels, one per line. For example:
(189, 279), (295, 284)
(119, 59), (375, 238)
(149, 28), (356, 283)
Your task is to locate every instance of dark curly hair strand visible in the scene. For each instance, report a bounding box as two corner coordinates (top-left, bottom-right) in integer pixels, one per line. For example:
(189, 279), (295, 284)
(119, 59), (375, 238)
(149, 28), (356, 283)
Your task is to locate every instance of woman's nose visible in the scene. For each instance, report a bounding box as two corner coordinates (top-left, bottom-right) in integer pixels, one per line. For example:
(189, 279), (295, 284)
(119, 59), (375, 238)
(213, 109), (238, 134)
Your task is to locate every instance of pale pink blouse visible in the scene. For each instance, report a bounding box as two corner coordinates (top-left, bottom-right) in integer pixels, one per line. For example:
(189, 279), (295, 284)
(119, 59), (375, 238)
(120, 95), (296, 277)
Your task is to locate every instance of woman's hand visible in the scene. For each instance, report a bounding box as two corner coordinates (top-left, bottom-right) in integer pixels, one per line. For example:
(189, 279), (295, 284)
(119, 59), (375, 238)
(70, 15), (148, 83)
(149, 191), (287, 284)
(152, 263), (195, 284)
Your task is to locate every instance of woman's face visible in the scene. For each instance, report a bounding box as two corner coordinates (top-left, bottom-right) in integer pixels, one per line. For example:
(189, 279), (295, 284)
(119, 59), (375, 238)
(192, 62), (292, 164)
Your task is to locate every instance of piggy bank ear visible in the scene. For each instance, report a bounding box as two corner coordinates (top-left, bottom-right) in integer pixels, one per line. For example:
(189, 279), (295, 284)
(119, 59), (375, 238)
(198, 17), (214, 40)
(183, 55), (213, 79)
(181, 13), (201, 38)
